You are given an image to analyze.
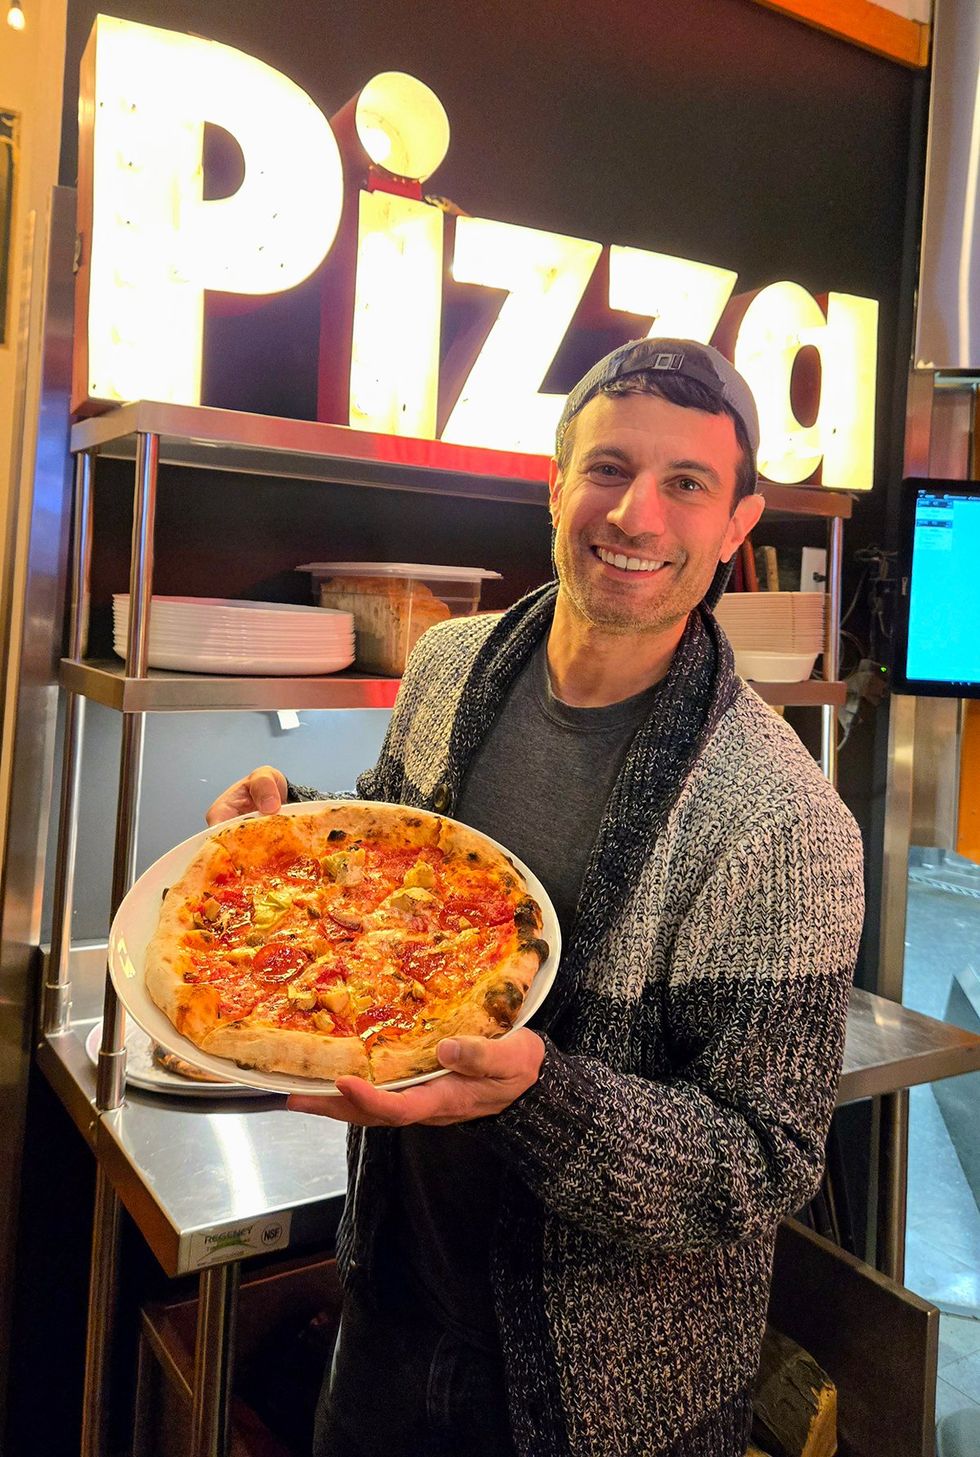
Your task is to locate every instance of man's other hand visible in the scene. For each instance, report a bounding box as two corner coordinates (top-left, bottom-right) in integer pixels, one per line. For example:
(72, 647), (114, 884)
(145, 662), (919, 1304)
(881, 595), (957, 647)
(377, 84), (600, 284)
(205, 765), (288, 825)
(286, 1029), (546, 1126)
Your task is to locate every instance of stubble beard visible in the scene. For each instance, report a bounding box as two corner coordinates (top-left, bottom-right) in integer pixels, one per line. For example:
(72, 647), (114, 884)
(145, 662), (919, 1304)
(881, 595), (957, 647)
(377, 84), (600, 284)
(554, 529), (707, 636)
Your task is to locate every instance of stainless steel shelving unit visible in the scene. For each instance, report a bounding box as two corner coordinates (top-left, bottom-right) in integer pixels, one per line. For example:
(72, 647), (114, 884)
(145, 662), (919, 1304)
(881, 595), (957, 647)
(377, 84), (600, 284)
(45, 402), (556, 1457)
(41, 401), (860, 1457)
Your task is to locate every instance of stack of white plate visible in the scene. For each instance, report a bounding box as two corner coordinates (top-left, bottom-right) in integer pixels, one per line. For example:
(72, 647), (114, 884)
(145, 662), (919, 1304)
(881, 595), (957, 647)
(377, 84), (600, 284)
(714, 591), (826, 682)
(112, 596), (356, 675)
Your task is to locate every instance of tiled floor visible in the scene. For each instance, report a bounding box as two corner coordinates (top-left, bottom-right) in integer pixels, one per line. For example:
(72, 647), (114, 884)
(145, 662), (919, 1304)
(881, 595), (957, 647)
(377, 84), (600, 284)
(904, 876), (980, 1427)
(937, 1312), (980, 1421)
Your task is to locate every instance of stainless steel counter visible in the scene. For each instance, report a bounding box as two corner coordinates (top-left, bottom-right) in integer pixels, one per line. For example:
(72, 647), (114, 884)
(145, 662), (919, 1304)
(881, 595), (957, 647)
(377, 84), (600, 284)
(38, 1022), (348, 1278)
(840, 986), (980, 1103)
(38, 986), (980, 1280)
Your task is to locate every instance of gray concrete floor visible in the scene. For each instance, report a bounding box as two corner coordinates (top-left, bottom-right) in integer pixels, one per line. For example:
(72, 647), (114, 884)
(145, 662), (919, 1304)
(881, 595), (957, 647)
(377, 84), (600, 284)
(903, 877), (980, 1424)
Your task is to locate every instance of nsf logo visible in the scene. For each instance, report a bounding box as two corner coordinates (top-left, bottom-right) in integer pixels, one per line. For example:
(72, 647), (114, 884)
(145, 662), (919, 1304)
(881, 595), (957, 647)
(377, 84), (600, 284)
(262, 1223), (284, 1246)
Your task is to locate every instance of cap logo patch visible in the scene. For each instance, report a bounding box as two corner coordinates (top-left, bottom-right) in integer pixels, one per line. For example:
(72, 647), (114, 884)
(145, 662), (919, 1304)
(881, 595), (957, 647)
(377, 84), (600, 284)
(651, 352), (684, 371)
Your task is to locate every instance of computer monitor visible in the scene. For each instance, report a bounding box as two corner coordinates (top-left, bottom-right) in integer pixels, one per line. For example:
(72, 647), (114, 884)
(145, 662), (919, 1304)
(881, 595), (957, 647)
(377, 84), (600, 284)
(892, 477), (980, 697)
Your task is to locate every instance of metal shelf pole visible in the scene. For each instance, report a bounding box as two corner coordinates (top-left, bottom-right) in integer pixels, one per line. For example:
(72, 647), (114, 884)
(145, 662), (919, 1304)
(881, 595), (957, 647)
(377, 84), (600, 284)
(96, 428), (158, 1111)
(81, 431), (159, 1457)
(876, 1087), (910, 1282)
(44, 451), (94, 1032)
(821, 514), (844, 786)
(190, 1264), (241, 1457)
(80, 1166), (122, 1457)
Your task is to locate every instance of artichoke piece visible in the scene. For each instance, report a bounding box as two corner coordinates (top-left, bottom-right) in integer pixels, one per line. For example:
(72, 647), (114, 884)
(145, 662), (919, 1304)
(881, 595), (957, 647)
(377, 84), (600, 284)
(403, 859), (435, 890)
(386, 885), (435, 915)
(287, 980), (317, 1011)
(317, 985), (351, 1015)
(320, 847), (366, 886)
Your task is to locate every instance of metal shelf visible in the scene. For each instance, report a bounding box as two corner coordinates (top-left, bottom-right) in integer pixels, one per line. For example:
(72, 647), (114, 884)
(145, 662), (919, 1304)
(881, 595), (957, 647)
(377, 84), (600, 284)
(69, 401), (549, 507)
(749, 679), (847, 708)
(61, 658), (845, 713)
(54, 395), (858, 1452)
(35, 989), (980, 1276)
(60, 658), (401, 713)
(759, 480), (854, 519)
(38, 1021), (348, 1278)
(68, 402), (852, 517)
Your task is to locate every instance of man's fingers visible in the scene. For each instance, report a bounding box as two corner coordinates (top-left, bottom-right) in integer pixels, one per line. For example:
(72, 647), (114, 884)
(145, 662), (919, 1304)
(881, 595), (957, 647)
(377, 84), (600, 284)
(247, 767), (287, 814)
(286, 1075), (465, 1126)
(437, 1033), (523, 1078)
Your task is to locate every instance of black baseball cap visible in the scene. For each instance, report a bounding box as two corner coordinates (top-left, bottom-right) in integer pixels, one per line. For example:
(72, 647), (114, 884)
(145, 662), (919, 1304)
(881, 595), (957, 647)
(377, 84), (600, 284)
(556, 337), (760, 484)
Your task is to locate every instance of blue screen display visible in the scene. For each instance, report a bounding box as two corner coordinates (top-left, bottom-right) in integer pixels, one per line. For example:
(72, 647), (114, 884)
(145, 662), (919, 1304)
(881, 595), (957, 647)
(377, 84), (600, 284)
(906, 490), (980, 686)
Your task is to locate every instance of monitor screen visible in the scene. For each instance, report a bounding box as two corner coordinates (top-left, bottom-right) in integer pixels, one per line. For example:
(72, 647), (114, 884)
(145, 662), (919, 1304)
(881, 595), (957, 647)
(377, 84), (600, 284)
(892, 477), (980, 697)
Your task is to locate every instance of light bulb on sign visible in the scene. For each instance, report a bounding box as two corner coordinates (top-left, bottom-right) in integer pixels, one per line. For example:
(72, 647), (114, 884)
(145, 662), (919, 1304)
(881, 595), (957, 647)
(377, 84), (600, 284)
(7, 2), (25, 30)
(354, 72), (449, 179)
(358, 125), (392, 166)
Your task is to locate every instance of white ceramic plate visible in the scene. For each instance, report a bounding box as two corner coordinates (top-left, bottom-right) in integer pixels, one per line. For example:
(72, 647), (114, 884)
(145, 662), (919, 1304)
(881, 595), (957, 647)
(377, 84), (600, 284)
(108, 801), (561, 1095)
(111, 645), (356, 674)
(723, 636), (824, 651)
(113, 615), (354, 638)
(113, 631), (356, 651)
(114, 595), (343, 618)
(84, 1021), (272, 1100)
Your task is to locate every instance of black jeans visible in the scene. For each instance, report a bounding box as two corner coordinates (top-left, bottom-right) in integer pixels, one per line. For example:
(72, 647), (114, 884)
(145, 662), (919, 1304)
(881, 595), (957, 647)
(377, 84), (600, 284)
(314, 1285), (517, 1457)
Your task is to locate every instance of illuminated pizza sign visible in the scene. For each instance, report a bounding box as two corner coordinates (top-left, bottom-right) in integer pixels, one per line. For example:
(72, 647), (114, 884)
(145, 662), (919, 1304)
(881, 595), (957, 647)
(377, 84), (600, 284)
(72, 15), (879, 491)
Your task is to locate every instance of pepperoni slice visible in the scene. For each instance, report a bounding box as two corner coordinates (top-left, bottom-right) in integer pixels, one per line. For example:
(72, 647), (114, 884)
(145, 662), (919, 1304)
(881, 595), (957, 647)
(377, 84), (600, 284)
(440, 894), (513, 927)
(252, 942), (308, 983)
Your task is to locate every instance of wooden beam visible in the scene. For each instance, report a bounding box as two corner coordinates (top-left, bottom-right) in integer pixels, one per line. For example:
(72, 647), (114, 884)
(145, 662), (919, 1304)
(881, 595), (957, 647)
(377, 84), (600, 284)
(749, 0), (930, 68)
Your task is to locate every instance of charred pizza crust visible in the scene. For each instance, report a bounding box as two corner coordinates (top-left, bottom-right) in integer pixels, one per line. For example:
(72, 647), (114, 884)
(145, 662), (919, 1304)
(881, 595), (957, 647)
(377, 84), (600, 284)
(144, 803), (549, 1084)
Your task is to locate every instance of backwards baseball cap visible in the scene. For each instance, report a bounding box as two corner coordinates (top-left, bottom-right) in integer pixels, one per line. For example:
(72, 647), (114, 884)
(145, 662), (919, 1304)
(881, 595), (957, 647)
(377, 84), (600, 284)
(556, 337), (760, 486)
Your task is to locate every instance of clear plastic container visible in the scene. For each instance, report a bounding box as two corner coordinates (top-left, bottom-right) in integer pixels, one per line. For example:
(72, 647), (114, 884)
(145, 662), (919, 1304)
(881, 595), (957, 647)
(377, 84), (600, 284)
(296, 562), (501, 676)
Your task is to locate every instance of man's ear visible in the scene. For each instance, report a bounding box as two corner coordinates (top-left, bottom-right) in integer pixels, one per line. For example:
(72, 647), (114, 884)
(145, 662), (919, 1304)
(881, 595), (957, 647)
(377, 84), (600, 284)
(548, 457), (563, 527)
(719, 492), (766, 563)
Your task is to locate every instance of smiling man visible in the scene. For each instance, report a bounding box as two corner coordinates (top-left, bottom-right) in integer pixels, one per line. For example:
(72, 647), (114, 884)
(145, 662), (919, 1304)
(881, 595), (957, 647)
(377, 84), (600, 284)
(208, 339), (865, 1457)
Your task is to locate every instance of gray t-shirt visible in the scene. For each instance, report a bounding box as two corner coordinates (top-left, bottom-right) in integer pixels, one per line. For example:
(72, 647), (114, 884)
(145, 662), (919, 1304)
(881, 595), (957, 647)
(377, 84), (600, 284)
(386, 639), (661, 1346)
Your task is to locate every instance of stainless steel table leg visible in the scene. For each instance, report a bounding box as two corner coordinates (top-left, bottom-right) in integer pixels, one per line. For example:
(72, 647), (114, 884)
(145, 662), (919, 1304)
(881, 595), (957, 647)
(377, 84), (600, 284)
(190, 1263), (241, 1457)
(876, 1087), (910, 1282)
(821, 515), (843, 785)
(82, 428), (160, 1451)
(43, 691), (87, 1031)
(80, 1167), (122, 1457)
(132, 1323), (157, 1457)
(43, 450), (94, 1033)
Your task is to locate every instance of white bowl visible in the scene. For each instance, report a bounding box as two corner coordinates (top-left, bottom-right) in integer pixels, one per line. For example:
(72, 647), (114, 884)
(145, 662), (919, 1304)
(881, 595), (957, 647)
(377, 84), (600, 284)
(734, 650), (819, 683)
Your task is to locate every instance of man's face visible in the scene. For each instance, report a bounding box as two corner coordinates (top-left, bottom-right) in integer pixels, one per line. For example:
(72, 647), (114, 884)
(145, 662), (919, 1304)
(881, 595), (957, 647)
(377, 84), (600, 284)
(550, 391), (764, 636)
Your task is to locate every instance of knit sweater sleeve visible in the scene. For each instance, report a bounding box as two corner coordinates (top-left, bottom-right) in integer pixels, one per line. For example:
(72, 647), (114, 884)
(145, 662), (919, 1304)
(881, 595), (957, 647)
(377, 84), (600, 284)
(472, 798), (865, 1253)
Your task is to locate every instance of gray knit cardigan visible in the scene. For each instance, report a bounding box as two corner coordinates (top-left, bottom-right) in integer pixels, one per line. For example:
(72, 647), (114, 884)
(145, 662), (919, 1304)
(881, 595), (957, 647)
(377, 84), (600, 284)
(295, 584), (865, 1457)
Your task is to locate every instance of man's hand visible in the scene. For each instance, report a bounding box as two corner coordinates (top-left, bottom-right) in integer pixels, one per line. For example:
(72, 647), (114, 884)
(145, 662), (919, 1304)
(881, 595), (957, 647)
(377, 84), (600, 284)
(205, 765), (288, 825)
(286, 1029), (545, 1126)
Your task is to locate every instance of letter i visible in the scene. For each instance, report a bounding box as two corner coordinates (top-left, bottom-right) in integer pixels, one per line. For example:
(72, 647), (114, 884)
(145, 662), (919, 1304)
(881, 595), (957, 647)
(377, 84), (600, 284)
(348, 74), (451, 438)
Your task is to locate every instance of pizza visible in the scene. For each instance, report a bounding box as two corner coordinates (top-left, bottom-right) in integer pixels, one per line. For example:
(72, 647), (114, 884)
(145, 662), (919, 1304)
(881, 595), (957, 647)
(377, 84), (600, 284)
(144, 803), (550, 1084)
